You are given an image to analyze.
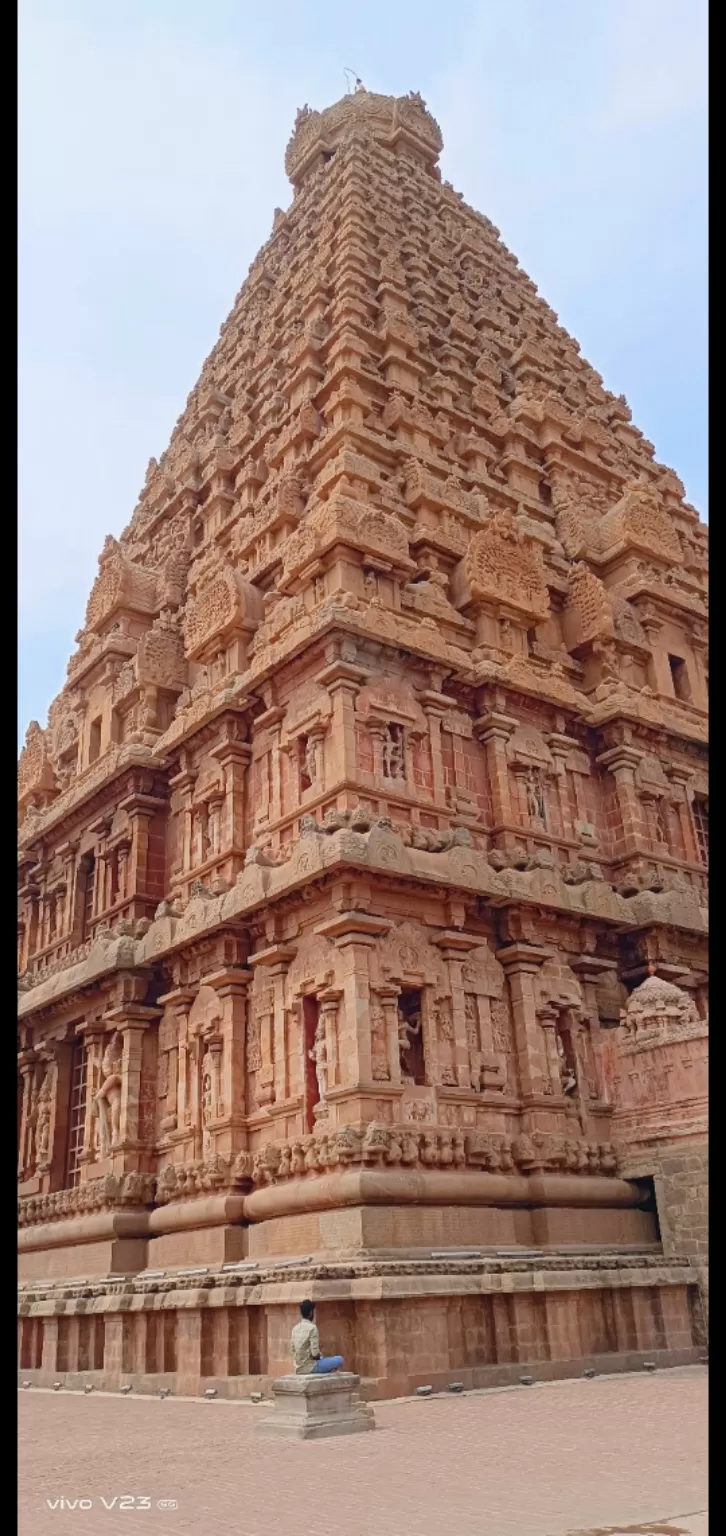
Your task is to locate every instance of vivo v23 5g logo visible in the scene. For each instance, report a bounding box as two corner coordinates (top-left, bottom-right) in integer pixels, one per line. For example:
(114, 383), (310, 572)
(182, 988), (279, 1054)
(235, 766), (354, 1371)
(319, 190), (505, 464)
(45, 1496), (178, 1511)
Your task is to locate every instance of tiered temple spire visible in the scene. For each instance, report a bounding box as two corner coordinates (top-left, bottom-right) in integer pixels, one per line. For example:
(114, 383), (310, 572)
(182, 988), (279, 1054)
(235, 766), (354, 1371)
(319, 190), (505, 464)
(18, 90), (708, 1393)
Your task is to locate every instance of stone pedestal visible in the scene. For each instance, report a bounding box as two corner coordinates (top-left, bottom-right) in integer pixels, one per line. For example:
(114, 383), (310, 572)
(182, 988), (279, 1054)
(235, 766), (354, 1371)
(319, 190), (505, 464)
(256, 1372), (375, 1440)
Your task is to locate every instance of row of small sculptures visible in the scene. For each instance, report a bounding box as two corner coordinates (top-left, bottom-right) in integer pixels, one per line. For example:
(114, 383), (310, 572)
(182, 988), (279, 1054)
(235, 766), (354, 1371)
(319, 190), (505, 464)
(19, 1127), (620, 1223)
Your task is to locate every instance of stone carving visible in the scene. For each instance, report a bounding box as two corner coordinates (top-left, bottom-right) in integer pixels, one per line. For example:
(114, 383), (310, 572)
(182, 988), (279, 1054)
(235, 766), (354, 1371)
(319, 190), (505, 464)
(556, 1033), (577, 1096)
(619, 974), (705, 1050)
(184, 563), (263, 659)
(451, 509), (550, 621)
(18, 723), (57, 818)
(93, 1033), (123, 1157)
(16, 86), (707, 1377)
(382, 723), (405, 779)
(397, 1004), (422, 1066)
(370, 1000), (390, 1081)
(284, 89), (443, 185)
(598, 480), (684, 565)
(309, 1019), (328, 1101)
(563, 563), (614, 649)
(19, 1171), (157, 1225)
(84, 538), (159, 633)
(34, 1069), (54, 1169)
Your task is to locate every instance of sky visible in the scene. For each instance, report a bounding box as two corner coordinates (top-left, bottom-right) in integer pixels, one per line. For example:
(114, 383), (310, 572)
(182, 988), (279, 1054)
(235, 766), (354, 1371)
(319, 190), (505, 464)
(18, 0), (707, 746)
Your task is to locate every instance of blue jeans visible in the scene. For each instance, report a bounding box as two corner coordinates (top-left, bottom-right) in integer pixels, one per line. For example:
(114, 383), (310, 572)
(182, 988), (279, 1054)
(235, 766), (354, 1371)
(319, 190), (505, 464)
(312, 1355), (344, 1374)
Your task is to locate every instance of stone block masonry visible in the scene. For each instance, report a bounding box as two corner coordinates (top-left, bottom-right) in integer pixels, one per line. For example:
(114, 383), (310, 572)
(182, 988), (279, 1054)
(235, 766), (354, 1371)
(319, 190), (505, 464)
(17, 85), (707, 1396)
(256, 1372), (375, 1440)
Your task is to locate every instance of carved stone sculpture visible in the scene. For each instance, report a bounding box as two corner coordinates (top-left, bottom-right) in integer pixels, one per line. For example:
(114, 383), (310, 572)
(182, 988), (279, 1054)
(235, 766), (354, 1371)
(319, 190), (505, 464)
(93, 1033), (123, 1157)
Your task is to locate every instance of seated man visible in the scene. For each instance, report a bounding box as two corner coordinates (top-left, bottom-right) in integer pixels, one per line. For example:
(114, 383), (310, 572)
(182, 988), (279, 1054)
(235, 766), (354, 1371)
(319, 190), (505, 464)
(291, 1299), (344, 1375)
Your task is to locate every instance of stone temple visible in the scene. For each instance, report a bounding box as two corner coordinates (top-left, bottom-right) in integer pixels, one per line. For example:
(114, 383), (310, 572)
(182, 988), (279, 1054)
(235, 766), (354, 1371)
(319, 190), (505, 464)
(18, 89), (708, 1397)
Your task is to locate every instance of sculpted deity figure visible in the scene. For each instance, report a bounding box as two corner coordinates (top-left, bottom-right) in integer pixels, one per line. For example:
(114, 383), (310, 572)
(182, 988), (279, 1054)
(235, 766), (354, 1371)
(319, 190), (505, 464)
(201, 1058), (214, 1155)
(525, 767), (547, 823)
(556, 1032), (577, 1096)
(309, 1019), (328, 1101)
(370, 1000), (390, 1081)
(207, 800), (221, 857)
(383, 724), (405, 780)
(304, 737), (318, 785)
(397, 1005), (422, 1080)
(34, 1069), (53, 1168)
(94, 1032), (123, 1155)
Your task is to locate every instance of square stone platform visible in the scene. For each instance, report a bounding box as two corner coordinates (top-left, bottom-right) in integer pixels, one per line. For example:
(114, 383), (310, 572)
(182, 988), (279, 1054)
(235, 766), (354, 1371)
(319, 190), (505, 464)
(256, 1372), (376, 1440)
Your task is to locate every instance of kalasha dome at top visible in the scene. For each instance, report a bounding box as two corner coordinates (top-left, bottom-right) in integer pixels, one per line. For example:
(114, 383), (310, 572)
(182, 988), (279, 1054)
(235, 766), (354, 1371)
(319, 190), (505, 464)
(17, 84), (707, 1400)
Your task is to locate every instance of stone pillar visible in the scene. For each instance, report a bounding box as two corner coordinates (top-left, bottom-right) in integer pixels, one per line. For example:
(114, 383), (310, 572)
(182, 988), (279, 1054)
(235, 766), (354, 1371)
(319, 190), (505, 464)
(433, 933), (483, 1089)
(169, 763), (197, 875)
(498, 944), (549, 1101)
(17, 1050), (39, 1182)
(639, 614), (672, 698)
(45, 1040), (73, 1192)
(76, 1023), (107, 1172)
(570, 955), (619, 1104)
(665, 767), (699, 864)
(367, 725), (386, 782)
(201, 967), (253, 1161)
(176, 1310), (203, 1397)
(254, 706), (285, 825)
(211, 728), (251, 860)
(102, 1003), (159, 1171)
(596, 744), (647, 856)
(536, 1004), (561, 1097)
(158, 987), (195, 1140)
(249, 945), (296, 1108)
(419, 691), (449, 807)
(377, 986), (402, 1085)
(474, 710), (517, 835)
(315, 657), (368, 786)
(546, 733), (578, 841)
(689, 627), (709, 712)
(315, 913), (391, 1088)
(568, 1011), (597, 1102)
(420, 986), (441, 1085)
(318, 988), (343, 1093)
(41, 1316), (59, 1376)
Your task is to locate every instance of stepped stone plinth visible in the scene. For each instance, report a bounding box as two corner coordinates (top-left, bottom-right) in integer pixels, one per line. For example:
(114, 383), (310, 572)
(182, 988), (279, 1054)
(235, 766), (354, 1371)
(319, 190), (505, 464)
(256, 1373), (375, 1440)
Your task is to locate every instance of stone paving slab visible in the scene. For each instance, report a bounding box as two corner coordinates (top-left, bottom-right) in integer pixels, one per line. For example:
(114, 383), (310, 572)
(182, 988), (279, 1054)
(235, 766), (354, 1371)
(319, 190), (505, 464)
(18, 1365), (707, 1536)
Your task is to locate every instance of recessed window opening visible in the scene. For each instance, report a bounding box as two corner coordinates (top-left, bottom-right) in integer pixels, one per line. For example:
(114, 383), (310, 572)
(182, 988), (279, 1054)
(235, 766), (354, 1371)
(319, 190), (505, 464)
(668, 654), (691, 702)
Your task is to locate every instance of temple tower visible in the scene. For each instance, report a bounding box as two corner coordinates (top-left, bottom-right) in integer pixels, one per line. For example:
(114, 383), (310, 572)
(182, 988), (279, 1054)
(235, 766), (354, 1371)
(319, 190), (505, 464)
(18, 89), (708, 1395)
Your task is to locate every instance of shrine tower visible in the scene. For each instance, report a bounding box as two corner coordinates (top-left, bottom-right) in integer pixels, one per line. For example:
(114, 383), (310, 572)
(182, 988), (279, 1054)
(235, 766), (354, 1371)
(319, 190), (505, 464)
(18, 89), (708, 1395)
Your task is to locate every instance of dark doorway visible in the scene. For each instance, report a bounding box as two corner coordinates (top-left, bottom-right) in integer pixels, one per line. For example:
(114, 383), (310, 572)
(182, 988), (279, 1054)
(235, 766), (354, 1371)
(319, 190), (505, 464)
(303, 995), (321, 1133)
(631, 1175), (662, 1242)
(398, 988), (426, 1085)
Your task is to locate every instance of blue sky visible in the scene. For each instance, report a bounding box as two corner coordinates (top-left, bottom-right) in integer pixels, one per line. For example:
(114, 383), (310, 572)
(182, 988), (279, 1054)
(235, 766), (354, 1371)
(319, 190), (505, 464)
(18, 0), (707, 745)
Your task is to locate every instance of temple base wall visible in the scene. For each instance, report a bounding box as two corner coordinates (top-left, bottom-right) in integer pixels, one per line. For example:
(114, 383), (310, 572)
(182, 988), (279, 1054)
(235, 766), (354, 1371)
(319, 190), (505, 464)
(18, 1238), (149, 1282)
(245, 1203), (658, 1259)
(620, 1140), (709, 1320)
(18, 1262), (703, 1402)
(147, 1226), (248, 1269)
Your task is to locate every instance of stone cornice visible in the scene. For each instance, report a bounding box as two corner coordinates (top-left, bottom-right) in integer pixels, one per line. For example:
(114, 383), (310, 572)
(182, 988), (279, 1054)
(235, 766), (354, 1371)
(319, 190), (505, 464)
(18, 820), (708, 1018)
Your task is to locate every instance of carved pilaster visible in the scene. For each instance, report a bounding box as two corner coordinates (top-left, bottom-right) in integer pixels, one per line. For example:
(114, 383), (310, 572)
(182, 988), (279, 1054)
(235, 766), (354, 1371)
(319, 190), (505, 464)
(315, 912), (391, 1087)
(249, 945), (297, 1108)
(498, 943), (550, 1100)
(474, 710), (518, 833)
(102, 1003), (160, 1172)
(199, 966), (253, 1159)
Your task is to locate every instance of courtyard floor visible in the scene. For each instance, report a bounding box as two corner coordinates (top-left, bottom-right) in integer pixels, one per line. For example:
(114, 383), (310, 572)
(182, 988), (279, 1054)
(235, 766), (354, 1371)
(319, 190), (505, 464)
(19, 1364), (707, 1536)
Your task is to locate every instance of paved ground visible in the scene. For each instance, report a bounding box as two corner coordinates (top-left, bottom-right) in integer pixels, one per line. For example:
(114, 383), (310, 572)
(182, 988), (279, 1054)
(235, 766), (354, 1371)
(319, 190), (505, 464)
(19, 1365), (707, 1536)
